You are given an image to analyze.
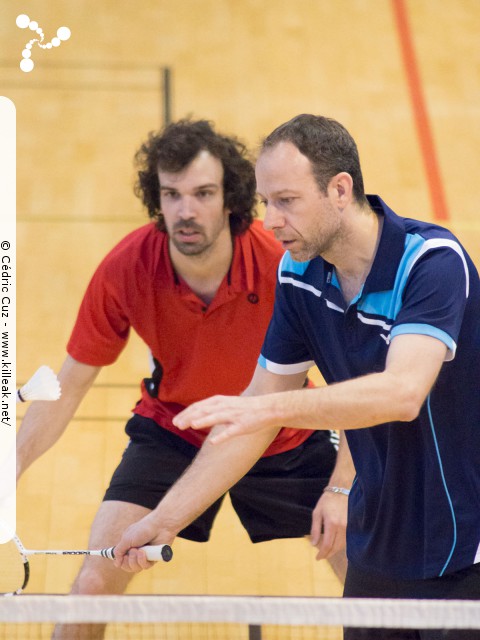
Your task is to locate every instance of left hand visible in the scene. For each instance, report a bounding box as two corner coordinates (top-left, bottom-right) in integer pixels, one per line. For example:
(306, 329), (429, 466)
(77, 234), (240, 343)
(173, 394), (279, 444)
(309, 490), (347, 560)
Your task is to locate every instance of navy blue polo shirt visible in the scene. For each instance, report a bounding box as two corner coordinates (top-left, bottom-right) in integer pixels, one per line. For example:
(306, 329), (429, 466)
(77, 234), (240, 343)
(259, 195), (480, 580)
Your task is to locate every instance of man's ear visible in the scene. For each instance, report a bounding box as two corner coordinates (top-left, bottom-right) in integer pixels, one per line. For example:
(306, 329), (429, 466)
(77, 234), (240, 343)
(328, 172), (353, 209)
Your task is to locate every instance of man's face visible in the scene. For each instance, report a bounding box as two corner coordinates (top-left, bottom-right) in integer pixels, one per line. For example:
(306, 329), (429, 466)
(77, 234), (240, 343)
(256, 142), (342, 262)
(158, 150), (230, 257)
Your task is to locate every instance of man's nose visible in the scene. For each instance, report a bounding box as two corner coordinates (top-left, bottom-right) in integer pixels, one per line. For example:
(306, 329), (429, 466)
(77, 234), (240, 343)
(263, 204), (285, 231)
(178, 195), (196, 219)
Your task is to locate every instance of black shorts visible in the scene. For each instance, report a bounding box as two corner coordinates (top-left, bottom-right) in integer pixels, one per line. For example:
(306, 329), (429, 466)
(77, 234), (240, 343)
(343, 562), (480, 640)
(103, 414), (337, 543)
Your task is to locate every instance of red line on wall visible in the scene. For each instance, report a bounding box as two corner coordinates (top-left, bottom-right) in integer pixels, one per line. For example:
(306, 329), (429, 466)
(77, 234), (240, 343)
(391, 0), (449, 221)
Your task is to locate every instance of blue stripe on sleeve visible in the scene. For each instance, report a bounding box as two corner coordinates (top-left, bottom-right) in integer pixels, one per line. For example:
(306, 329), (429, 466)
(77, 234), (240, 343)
(391, 323), (456, 359)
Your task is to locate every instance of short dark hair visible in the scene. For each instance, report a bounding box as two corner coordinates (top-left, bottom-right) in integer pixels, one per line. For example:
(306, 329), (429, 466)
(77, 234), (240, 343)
(134, 119), (257, 235)
(261, 114), (368, 206)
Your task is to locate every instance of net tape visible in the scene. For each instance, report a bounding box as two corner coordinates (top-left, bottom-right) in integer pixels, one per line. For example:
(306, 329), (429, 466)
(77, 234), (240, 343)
(0, 596), (478, 629)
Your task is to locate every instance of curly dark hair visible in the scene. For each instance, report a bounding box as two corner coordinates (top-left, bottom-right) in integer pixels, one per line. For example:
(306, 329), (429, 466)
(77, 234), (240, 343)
(134, 119), (257, 235)
(261, 114), (369, 207)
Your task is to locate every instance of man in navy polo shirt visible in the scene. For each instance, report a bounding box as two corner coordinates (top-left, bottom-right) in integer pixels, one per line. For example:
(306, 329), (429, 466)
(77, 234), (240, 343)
(167, 114), (480, 639)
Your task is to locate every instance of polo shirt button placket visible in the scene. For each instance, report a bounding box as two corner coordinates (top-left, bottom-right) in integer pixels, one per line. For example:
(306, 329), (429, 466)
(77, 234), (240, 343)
(344, 306), (356, 334)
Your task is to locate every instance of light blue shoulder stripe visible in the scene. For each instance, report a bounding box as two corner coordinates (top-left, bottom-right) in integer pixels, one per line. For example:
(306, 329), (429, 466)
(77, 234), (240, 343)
(389, 233), (426, 318)
(358, 233), (469, 322)
(391, 323), (456, 360)
(358, 291), (396, 318)
(356, 233), (424, 320)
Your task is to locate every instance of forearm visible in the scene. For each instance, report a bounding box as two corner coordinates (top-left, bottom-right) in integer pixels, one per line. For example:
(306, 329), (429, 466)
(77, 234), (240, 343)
(260, 335), (448, 432)
(17, 402), (73, 479)
(275, 377), (377, 431)
(262, 369), (425, 432)
(147, 425), (281, 540)
(327, 432), (355, 488)
(174, 335), (448, 444)
(150, 368), (298, 538)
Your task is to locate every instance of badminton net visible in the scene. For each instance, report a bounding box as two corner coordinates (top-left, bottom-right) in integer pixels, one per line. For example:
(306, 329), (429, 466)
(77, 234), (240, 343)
(0, 594), (479, 639)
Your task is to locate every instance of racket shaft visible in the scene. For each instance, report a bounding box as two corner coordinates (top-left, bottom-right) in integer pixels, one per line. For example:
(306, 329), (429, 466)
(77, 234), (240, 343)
(23, 544), (172, 562)
(24, 549), (115, 559)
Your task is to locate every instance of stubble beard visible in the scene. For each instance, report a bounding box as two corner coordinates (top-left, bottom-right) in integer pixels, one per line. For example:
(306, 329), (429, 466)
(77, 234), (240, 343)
(170, 216), (230, 258)
(171, 234), (211, 257)
(289, 226), (341, 263)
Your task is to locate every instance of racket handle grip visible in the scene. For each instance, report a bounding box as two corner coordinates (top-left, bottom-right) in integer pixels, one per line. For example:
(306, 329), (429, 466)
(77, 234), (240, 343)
(107, 544), (173, 562)
(143, 544), (173, 562)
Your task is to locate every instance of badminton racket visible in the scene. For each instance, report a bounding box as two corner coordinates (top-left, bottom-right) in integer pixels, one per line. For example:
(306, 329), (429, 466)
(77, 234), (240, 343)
(0, 533), (172, 596)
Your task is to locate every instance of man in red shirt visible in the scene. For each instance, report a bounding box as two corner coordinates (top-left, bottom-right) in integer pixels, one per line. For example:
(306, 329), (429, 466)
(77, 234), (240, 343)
(17, 119), (353, 639)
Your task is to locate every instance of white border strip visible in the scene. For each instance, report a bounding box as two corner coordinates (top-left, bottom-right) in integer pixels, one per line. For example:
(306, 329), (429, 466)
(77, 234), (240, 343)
(0, 96), (16, 543)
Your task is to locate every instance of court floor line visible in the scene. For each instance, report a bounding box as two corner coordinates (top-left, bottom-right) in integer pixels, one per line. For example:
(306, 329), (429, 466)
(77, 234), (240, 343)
(391, 0), (449, 222)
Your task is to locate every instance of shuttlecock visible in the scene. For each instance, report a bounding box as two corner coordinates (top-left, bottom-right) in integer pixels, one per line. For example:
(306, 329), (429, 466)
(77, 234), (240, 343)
(16, 366), (61, 403)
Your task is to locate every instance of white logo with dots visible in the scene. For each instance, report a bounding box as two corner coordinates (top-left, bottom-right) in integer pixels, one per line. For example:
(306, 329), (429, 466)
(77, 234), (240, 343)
(16, 14), (71, 73)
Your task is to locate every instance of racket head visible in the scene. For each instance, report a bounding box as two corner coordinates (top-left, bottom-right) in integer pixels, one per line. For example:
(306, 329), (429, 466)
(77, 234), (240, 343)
(0, 535), (30, 595)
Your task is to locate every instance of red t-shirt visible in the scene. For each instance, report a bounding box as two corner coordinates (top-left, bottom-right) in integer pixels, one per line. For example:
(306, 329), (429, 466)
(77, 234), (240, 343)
(67, 220), (313, 456)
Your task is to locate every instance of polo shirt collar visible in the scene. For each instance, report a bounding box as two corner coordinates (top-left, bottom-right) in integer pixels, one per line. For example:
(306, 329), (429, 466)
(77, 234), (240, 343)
(164, 230), (251, 311)
(363, 195), (406, 293)
(228, 231), (255, 293)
